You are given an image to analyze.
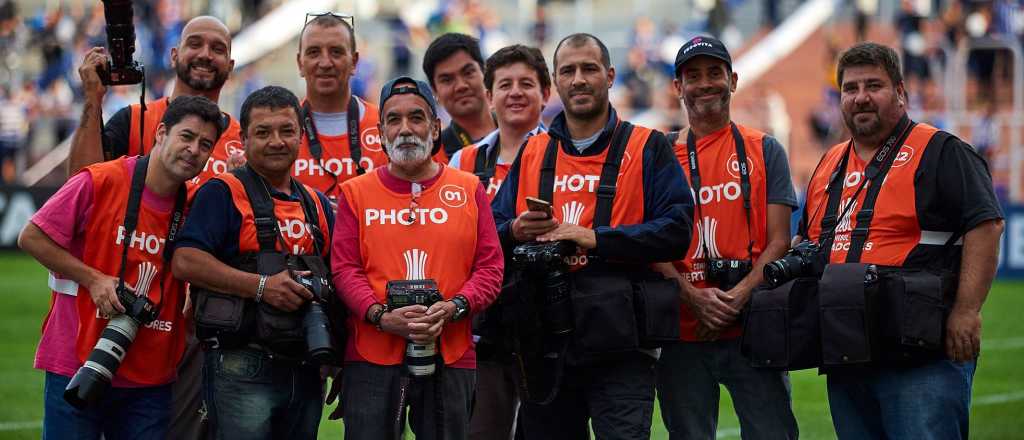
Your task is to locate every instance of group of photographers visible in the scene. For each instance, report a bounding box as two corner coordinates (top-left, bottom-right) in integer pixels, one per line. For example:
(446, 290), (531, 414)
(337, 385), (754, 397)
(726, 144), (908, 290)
(17, 7), (1005, 440)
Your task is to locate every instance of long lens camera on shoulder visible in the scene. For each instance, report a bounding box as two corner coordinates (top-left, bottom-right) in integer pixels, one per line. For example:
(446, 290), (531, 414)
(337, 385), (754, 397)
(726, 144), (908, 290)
(512, 240), (577, 338)
(387, 279), (444, 376)
(99, 0), (144, 85)
(706, 259), (753, 292)
(294, 273), (337, 364)
(763, 241), (826, 289)
(64, 286), (157, 409)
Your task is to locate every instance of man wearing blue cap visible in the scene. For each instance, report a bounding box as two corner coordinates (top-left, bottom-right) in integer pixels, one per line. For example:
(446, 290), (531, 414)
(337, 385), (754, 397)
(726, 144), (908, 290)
(331, 77), (504, 440)
(654, 35), (799, 440)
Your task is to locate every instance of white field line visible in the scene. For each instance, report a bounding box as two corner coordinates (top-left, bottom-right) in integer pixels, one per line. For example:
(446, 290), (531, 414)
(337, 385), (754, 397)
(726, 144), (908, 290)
(0, 420), (41, 431)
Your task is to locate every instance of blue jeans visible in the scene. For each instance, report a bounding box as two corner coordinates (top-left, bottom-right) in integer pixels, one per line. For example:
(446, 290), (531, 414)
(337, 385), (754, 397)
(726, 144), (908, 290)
(42, 371), (172, 440)
(827, 359), (977, 440)
(202, 347), (323, 440)
(655, 339), (799, 440)
(341, 362), (476, 440)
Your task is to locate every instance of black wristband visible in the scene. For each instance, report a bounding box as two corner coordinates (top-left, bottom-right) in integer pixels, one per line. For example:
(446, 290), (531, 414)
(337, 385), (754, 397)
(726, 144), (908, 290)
(367, 303), (387, 328)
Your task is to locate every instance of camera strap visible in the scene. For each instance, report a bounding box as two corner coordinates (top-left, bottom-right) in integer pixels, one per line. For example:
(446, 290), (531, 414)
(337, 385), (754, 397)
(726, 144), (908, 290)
(117, 155), (186, 307)
(472, 133), (502, 186)
(685, 123), (755, 262)
(537, 121), (632, 228)
(818, 115), (914, 262)
(301, 97), (364, 198)
(231, 165), (326, 255)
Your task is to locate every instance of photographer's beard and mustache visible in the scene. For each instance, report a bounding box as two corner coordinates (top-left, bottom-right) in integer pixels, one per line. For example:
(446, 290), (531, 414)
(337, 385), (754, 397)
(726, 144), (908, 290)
(385, 133), (433, 168)
(175, 59), (229, 92)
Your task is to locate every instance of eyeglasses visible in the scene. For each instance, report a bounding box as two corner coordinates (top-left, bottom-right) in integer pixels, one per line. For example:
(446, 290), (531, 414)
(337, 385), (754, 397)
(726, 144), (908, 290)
(303, 12), (355, 33)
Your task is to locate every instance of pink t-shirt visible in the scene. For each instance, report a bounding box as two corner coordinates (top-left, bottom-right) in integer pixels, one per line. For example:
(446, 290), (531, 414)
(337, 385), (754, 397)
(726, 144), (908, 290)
(32, 156), (175, 387)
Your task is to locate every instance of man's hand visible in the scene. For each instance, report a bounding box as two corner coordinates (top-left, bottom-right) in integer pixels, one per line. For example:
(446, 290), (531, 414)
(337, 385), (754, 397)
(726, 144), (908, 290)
(261, 270), (313, 312)
(682, 284), (740, 330)
(227, 150), (246, 171)
(723, 284), (754, 313)
(536, 223), (597, 249)
(87, 274), (125, 316)
(512, 210), (558, 242)
(426, 300), (457, 323)
(946, 305), (982, 362)
(322, 365), (344, 420)
(78, 47), (109, 102)
(695, 322), (721, 341)
(379, 305), (429, 340)
(407, 305), (447, 344)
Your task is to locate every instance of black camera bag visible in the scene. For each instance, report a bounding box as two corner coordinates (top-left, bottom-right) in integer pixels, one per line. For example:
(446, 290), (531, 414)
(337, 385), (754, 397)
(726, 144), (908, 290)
(740, 276), (822, 370)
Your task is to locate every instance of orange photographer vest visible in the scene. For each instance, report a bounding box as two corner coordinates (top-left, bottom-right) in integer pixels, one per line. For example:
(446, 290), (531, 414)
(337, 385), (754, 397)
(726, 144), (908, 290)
(804, 122), (939, 266)
(75, 157), (188, 385)
(514, 124), (650, 270)
(671, 124), (770, 341)
(456, 144), (511, 200)
(293, 97), (390, 201)
(213, 171), (331, 256)
(339, 166), (480, 365)
(127, 97), (243, 196)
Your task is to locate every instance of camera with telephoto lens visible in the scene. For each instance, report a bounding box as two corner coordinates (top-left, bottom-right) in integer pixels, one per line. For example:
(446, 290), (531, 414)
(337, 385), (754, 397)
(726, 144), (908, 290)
(763, 241), (827, 289)
(98, 0), (144, 85)
(512, 240), (577, 338)
(64, 285), (157, 409)
(294, 273), (337, 364)
(706, 259), (753, 292)
(386, 279), (444, 376)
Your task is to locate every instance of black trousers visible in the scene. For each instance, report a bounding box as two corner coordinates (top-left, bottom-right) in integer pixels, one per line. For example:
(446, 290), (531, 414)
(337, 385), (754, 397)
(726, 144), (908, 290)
(518, 352), (656, 440)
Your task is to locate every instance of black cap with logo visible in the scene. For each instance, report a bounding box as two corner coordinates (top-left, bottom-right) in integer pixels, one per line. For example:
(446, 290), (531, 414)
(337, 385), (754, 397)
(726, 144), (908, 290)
(673, 36), (733, 78)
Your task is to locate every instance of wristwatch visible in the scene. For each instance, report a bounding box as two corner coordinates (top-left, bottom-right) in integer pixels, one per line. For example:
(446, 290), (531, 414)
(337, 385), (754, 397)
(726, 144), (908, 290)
(450, 295), (470, 321)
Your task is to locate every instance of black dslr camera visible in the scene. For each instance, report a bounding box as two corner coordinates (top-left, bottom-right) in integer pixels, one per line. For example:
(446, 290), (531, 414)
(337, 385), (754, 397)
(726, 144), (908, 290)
(64, 286), (157, 409)
(387, 279), (444, 376)
(706, 259), (753, 292)
(512, 240), (576, 337)
(294, 273), (337, 364)
(99, 0), (144, 85)
(763, 241), (827, 288)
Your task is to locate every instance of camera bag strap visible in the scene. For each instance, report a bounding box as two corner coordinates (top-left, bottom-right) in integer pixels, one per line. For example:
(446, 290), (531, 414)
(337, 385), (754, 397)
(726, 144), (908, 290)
(473, 133), (502, 186)
(536, 120), (632, 227)
(117, 155), (186, 307)
(685, 123), (755, 260)
(301, 97), (364, 198)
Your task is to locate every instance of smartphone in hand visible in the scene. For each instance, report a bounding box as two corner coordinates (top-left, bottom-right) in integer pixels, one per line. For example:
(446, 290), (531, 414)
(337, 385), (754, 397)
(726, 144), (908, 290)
(525, 196), (553, 219)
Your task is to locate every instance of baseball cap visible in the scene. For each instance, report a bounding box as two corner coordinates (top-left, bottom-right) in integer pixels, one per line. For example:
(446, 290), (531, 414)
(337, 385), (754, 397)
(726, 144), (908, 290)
(673, 36), (732, 78)
(379, 76), (438, 117)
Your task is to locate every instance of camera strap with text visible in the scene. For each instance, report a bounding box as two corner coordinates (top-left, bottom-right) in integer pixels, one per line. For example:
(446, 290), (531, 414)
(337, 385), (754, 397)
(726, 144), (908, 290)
(117, 155), (186, 309)
(685, 123), (754, 262)
(818, 115), (915, 262)
(231, 164), (325, 255)
(538, 120), (633, 228)
(301, 97), (363, 197)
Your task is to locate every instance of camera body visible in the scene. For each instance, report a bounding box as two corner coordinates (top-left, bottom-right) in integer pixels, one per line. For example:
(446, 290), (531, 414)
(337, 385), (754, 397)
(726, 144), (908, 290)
(705, 259), (752, 292)
(763, 241), (827, 288)
(64, 286), (158, 409)
(294, 273), (337, 364)
(512, 240), (576, 337)
(387, 279), (444, 376)
(99, 0), (144, 85)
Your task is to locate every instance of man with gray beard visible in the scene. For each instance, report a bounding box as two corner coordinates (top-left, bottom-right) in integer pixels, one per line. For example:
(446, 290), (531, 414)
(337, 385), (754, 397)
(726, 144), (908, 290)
(331, 77), (504, 440)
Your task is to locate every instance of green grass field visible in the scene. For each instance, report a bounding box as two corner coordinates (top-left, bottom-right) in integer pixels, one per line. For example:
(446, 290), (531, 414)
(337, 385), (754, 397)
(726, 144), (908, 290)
(1, 250), (1021, 439)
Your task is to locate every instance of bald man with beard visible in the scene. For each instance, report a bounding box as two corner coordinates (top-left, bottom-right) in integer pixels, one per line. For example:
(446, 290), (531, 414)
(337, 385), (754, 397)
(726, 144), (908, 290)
(65, 16), (240, 440)
(67, 16), (243, 191)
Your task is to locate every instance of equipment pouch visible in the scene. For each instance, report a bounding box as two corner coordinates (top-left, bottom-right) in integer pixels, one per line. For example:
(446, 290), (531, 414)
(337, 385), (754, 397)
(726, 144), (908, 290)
(254, 252), (305, 358)
(570, 267), (639, 358)
(819, 263), (877, 366)
(874, 268), (955, 363)
(632, 273), (680, 348)
(193, 288), (254, 349)
(741, 277), (821, 370)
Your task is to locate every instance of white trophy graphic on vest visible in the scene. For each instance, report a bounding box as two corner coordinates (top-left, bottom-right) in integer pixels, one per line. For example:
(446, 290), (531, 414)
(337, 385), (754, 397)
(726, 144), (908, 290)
(560, 200), (586, 226)
(96, 261), (157, 320)
(692, 215), (723, 261)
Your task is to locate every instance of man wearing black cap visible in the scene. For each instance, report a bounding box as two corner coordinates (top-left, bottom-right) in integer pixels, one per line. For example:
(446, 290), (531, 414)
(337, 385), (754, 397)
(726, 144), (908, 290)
(654, 36), (800, 439)
(331, 77), (503, 440)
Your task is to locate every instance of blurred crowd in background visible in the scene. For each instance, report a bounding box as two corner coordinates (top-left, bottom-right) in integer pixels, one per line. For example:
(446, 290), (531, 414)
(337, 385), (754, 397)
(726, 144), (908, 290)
(1, 0), (1022, 197)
